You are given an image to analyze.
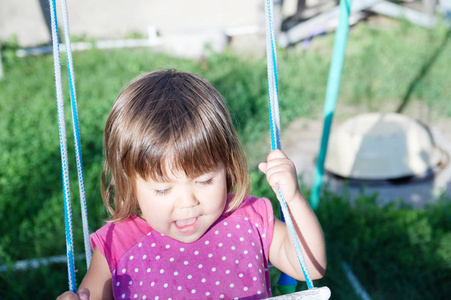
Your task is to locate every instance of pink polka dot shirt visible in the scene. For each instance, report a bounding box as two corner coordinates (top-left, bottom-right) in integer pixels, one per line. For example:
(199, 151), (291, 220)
(91, 196), (275, 299)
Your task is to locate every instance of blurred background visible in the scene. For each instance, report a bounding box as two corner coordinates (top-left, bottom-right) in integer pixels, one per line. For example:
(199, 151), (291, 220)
(1, 0), (450, 299)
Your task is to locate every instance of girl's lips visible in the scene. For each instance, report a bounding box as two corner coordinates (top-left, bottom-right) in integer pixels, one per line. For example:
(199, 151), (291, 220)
(174, 217), (199, 234)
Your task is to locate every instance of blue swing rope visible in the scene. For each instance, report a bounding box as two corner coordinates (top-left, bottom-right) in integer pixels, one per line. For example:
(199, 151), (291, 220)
(59, 0), (92, 269)
(48, 0), (91, 291)
(264, 0), (314, 290)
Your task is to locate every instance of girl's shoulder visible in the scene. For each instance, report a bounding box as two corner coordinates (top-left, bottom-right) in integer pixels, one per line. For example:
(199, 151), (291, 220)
(228, 195), (274, 228)
(90, 215), (152, 271)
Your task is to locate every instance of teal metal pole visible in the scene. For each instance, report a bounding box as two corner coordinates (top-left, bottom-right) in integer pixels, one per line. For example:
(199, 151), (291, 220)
(310, 0), (352, 210)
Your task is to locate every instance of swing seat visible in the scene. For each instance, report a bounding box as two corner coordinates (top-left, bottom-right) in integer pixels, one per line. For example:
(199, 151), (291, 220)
(267, 286), (331, 300)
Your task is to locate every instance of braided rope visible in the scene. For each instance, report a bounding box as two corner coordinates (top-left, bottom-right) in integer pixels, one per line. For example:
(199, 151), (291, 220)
(60, 0), (92, 268)
(264, 0), (314, 289)
(48, 0), (76, 292)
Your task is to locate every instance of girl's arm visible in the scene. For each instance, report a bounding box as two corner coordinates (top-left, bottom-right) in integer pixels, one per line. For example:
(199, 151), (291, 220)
(258, 150), (326, 281)
(57, 247), (113, 300)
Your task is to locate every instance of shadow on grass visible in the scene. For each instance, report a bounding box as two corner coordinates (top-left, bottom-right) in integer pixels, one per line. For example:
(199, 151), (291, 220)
(396, 30), (451, 113)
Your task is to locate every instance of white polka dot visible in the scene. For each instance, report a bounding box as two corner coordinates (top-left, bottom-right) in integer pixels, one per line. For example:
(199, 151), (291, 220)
(174, 271), (178, 276)
(170, 257), (174, 262)
(184, 261), (189, 265)
(206, 292), (211, 296)
(227, 233), (232, 237)
(215, 230), (219, 234)
(202, 278), (206, 283)
(155, 255), (160, 260)
(222, 256), (226, 261)
(258, 291), (262, 294)
(253, 277), (257, 281)
(205, 240), (210, 245)
(262, 233), (266, 238)
(252, 242), (255, 246)
(244, 250), (248, 254)
(235, 260), (239, 264)
(218, 243), (223, 247)
(147, 268), (151, 272)
(259, 269), (262, 273)
(223, 222), (228, 226)
(155, 297), (159, 300)
(135, 268), (139, 272)
(142, 296), (146, 300)
(164, 283), (168, 288)
(255, 223), (259, 227)
(231, 246), (236, 250)
(208, 253), (213, 258)
(256, 255), (259, 259)
(178, 286), (182, 291)
(198, 264), (203, 269)
(116, 282), (120, 286)
(140, 281), (143, 286)
(160, 269), (164, 274)
(216, 281), (220, 285)
(129, 255), (134, 260)
(138, 242), (142, 247)
(230, 283), (235, 288)
(239, 273), (244, 278)
(220, 295), (225, 298)
(194, 251), (199, 255)
(122, 295), (125, 299)
(122, 268), (126, 273)
(245, 217), (249, 220)
(191, 289), (196, 294)
(244, 287), (248, 291)
(212, 267), (216, 272)
(142, 255), (147, 259)
(180, 247), (185, 252)
(151, 282), (155, 286)
(240, 237), (244, 241)
(187, 275), (192, 279)
(151, 243), (156, 247)
(226, 270), (231, 274)
(134, 295), (138, 299)
(129, 281), (133, 285)
(166, 244), (170, 249)
(236, 225), (240, 228)
(248, 229), (252, 233)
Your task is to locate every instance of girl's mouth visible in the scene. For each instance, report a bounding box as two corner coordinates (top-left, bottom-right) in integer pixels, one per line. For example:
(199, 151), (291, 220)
(174, 217), (199, 234)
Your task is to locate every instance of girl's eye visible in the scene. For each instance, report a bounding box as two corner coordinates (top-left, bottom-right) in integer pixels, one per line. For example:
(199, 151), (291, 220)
(154, 189), (170, 196)
(197, 178), (213, 185)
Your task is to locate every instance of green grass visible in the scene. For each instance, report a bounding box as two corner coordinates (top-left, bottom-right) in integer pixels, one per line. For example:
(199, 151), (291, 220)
(0, 17), (450, 299)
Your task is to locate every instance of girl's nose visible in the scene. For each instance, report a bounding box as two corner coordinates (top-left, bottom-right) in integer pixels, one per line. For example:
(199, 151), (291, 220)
(177, 190), (199, 208)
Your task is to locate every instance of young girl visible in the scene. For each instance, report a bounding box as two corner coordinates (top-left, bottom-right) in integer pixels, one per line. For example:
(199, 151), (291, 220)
(58, 69), (326, 300)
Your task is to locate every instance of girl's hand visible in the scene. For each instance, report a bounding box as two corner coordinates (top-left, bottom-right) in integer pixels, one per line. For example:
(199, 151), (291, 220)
(258, 149), (301, 204)
(56, 288), (90, 300)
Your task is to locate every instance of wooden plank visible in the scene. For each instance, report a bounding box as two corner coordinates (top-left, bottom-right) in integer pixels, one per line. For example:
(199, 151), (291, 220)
(278, 0), (383, 47)
(369, 1), (437, 28)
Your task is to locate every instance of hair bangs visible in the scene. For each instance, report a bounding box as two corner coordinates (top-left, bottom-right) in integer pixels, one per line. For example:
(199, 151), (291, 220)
(138, 104), (229, 182)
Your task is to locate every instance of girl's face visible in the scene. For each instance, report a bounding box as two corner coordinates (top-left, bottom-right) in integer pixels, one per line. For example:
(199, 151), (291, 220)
(135, 163), (228, 243)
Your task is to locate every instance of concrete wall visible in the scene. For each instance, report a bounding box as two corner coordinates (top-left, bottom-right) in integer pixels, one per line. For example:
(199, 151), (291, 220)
(1, 0), (264, 52)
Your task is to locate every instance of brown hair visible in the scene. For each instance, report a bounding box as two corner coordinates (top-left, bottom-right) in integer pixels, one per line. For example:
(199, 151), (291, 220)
(101, 69), (249, 222)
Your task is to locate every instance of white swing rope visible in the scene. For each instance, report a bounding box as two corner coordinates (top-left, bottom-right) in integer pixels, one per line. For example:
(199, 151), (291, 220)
(48, 0), (91, 291)
(264, 0), (314, 290)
